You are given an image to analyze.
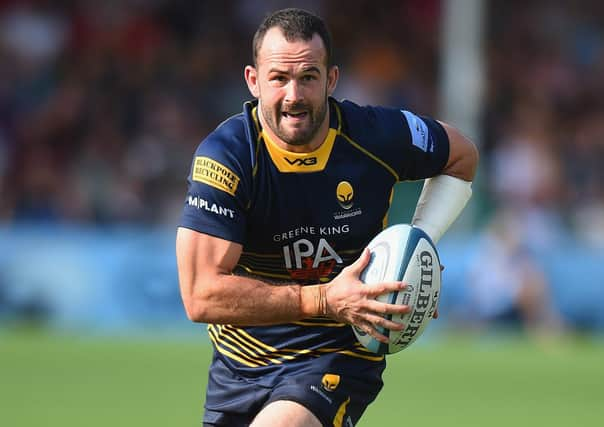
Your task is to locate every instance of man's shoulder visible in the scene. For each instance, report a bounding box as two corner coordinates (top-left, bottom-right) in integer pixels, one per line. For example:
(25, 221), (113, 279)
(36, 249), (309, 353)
(333, 98), (393, 131)
(333, 98), (368, 120)
(196, 102), (258, 165)
(332, 98), (405, 143)
(208, 106), (254, 147)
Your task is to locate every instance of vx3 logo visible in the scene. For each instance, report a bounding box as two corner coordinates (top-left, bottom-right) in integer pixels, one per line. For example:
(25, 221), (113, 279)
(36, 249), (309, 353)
(284, 156), (318, 166)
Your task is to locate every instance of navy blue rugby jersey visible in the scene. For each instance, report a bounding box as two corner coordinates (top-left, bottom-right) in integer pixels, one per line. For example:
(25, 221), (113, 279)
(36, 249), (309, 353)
(180, 98), (449, 382)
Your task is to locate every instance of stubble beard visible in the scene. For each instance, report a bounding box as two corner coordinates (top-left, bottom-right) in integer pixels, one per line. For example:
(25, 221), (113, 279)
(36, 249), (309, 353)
(261, 96), (329, 147)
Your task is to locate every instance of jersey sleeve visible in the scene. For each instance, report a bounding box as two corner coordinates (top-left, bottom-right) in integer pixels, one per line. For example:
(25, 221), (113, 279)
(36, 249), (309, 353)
(179, 123), (251, 245)
(343, 102), (450, 181)
(398, 109), (450, 180)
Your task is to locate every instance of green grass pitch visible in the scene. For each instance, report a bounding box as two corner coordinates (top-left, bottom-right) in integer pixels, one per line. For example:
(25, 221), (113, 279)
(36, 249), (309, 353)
(2, 330), (603, 426)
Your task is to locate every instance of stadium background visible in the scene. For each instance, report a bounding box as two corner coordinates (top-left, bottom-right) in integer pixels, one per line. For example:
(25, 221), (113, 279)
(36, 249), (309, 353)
(1, 0), (603, 426)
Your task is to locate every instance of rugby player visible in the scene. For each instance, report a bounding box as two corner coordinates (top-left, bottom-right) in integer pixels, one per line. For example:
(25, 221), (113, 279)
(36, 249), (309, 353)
(176, 8), (478, 427)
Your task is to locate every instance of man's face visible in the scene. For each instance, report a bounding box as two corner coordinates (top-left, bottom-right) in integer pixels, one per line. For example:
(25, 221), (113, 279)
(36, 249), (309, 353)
(246, 27), (338, 147)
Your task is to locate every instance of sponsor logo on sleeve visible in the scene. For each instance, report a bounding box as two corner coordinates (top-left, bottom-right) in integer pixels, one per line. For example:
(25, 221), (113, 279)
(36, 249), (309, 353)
(401, 110), (433, 153)
(192, 156), (240, 195)
(187, 195), (235, 219)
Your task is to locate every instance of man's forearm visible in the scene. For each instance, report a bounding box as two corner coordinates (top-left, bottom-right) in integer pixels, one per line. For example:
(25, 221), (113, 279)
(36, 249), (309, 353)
(411, 174), (473, 243)
(183, 274), (326, 325)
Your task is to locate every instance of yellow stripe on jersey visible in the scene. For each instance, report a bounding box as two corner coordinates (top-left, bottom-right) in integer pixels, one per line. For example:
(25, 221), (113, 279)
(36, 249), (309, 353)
(335, 350), (384, 362)
(383, 187), (395, 228)
(333, 102), (343, 133)
(292, 319), (347, 327)
(237, 264), (288, 276)
(222, 325), (278, 352)
(222, 325), (298, 362)
(209, 325), (269, 366)
(338, 131), (400, 181)
(209, 324), (385, 366)
(237, 264), (292, 280)
(316, 346), (385, 362)
(216, 325), (284, 365)
(207, 325), (264, 367)
(251, 106), (261, 135)
(333, 397), (351, 427)
(262, 128), (337, 173)
(217, 325), (276, 359)
(221, 326), (322, 361)
(252, 107), (262, 180)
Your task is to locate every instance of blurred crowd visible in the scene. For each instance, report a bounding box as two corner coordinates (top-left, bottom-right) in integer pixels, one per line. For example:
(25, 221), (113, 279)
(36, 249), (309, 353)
(0, 0), (603, 248)
(484, 0), (604, 251)
(2, 0), (604, 336)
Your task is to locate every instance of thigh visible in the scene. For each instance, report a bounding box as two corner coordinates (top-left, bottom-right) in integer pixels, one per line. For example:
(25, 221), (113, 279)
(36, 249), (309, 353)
(203, 356), (271, 426)
(259, 373), (382, 427)
(250, 401), (321, 427)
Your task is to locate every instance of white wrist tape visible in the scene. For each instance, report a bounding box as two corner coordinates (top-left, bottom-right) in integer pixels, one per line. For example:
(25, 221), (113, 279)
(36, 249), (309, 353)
(411, 175), (473, 244)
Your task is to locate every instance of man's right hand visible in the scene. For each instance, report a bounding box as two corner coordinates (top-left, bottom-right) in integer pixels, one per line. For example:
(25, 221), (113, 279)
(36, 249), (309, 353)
(324, 248), (411, 344)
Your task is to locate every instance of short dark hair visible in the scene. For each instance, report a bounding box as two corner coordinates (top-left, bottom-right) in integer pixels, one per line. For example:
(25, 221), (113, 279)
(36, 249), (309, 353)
(252, 8), (332, 66)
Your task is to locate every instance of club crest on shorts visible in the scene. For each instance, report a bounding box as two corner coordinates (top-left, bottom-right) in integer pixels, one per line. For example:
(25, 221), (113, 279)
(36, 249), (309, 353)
(321, 373), (341, 391)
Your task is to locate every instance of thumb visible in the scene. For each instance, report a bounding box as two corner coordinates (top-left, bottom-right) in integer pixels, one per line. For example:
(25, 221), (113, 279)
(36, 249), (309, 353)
(349, 247), (372, 274)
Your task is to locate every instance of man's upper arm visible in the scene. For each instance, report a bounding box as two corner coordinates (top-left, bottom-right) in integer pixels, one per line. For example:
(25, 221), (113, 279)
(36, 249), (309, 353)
(438, 121), (479, 182)
(360, 106), (477, 182)
(179, 117), (252, 245)
(350, 106), (450, 181)
(176, 227), (243, 320)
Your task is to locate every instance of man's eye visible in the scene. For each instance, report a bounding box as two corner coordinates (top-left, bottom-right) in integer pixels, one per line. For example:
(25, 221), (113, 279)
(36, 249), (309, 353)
(302, 75), (317, 81)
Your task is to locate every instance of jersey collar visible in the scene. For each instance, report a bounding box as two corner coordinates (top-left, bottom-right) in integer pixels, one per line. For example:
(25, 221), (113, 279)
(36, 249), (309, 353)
(251, 99), (340, 173)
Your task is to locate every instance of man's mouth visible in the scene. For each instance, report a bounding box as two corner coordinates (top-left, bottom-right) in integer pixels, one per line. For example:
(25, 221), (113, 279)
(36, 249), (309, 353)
(282, 111), (308, 120)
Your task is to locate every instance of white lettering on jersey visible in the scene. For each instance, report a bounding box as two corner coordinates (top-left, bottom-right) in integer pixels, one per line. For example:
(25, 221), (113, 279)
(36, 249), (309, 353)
(273, 226), (317, 242)
(292, 239), (314, 269)
(282, 238), (343, 270)
(313, 239), (342, 268)
(319, 224), (350, 235)
(187, 195), (235, 219)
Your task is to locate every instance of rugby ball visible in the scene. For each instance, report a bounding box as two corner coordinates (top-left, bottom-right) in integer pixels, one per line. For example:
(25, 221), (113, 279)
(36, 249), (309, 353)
(353, 224), (441, 354)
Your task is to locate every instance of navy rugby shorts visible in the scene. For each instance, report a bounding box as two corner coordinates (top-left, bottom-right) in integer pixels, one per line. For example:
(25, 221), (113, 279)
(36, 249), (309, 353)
(202, 354), (383, 427)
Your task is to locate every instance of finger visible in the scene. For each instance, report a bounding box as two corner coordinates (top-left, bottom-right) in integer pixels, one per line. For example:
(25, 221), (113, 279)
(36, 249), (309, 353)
(364, 280), (407, 297)
(358, 321), (390, 344)
(440, 264), (445, 272)
(349, 247), (371, 274)
(365, 313), (405, 331)
(365, 299), (411, 316)
(433, 307), (439, 319)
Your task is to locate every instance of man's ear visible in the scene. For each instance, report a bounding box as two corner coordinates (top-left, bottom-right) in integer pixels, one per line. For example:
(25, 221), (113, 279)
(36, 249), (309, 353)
(244, 65), (260, 98)
(326, 65), (339, 96)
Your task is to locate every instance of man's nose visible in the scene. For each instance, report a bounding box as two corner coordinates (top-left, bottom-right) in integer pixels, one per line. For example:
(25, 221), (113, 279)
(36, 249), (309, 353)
(284, 80), (303, 104)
